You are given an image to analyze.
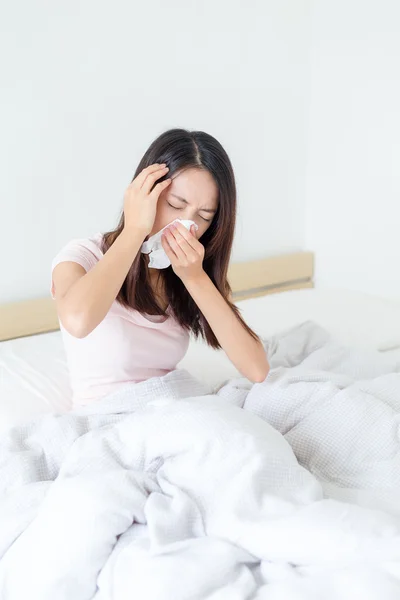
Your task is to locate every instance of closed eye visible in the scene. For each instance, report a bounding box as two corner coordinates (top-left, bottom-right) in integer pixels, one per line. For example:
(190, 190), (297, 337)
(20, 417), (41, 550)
(167, 202), (182, 210)
(167, 202), (212, 222)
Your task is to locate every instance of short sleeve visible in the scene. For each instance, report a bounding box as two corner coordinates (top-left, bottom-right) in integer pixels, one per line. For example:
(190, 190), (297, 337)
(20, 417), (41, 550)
(51, 236), (103, 299)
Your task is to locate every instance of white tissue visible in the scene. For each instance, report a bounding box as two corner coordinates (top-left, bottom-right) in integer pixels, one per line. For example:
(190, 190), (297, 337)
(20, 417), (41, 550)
(141, 219), (198, 269)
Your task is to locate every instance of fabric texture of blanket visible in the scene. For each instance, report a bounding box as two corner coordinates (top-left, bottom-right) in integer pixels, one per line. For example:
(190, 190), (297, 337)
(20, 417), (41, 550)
(1, 321), (400, 599)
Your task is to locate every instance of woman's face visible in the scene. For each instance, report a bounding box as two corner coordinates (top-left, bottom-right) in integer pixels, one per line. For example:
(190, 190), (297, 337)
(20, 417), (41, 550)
(149, 167), (219, 239)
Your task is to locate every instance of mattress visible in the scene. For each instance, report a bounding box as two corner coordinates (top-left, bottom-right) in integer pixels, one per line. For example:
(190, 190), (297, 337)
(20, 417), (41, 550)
(1, 287), (400, 434)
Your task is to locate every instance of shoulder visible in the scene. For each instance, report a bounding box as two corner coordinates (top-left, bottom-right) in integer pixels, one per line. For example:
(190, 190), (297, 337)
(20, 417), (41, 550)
(51, 233), (104, 273)
(50, 233), (105, 299)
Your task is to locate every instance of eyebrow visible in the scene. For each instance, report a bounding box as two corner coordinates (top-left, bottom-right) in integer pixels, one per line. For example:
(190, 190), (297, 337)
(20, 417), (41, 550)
(170, 193), (217, 214)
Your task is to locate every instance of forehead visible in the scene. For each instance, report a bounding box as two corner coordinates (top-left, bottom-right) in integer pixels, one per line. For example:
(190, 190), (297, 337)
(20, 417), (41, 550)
(170, 168), (218, 208)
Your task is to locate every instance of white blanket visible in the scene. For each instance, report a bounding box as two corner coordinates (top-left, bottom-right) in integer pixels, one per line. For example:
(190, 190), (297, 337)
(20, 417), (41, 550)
(1, 322), (400, 599)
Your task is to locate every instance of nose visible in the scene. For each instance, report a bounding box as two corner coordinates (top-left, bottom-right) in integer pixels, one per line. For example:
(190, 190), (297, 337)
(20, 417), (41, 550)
(182, 207), (197, 221)
(178, 207), (198, 227)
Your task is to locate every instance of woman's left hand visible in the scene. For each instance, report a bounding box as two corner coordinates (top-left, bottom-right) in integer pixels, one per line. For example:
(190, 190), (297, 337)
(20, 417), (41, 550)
(161, 221), (205, 283)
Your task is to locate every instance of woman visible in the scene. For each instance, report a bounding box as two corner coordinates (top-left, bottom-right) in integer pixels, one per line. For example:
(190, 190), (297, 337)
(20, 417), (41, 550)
(51, 128), (269, 406)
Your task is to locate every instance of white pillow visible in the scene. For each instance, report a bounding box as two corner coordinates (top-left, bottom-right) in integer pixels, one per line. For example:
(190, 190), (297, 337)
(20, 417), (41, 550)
(0, 331), (72, 433)
(235, 288), (400, 351)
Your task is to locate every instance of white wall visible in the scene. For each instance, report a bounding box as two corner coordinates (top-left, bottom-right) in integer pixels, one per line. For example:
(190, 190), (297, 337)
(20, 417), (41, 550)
(305, 0), (400, 299)
(0, 0), (313, 303)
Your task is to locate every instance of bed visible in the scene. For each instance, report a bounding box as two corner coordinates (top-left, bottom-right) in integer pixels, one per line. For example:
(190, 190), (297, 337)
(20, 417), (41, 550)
(2, 252), (400, 599)
(1, 250), (400, 433)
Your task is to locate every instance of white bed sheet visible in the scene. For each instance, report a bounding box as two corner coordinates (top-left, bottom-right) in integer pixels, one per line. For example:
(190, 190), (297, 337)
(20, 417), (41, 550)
(1, 287), (400, 434)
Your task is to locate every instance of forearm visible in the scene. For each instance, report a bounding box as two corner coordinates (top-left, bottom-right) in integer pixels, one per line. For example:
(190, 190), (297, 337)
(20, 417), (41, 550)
(60, 228), (145, 336)
(184, 273), (269, 383)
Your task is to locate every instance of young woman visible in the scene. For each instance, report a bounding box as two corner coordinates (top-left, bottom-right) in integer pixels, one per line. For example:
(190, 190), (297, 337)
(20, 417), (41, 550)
(51, 128), (269, 406)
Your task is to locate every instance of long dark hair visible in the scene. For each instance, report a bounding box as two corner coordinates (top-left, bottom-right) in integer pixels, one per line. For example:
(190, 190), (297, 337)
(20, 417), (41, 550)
(103, 128), (259, 348)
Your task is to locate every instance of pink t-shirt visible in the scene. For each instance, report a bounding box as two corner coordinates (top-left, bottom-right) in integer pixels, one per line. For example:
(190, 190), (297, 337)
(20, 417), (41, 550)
(51, 233), (190, 406)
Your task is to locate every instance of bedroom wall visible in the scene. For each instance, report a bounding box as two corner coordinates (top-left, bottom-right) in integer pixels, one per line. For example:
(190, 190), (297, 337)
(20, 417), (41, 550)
(305, 0), (400, 299)
(0, 0), (313, 303)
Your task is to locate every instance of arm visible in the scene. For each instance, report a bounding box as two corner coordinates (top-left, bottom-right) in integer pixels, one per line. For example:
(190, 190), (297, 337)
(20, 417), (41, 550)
(53, 228), (146, 338)
(184, 273), (269, 383)
(53, 163), (172, 338)
(161, 222), (270, 383)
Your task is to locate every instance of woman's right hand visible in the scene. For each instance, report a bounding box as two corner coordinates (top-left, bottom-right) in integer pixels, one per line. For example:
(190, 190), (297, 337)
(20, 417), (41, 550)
(123, 163), (171, 235)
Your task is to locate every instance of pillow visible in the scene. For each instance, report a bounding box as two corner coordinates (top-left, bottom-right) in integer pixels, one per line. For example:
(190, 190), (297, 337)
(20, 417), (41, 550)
(0, 331), (72, 433)
(235, 288), (400, 351)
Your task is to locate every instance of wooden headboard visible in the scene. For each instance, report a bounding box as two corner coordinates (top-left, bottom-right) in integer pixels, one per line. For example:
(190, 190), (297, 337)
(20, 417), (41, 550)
(0, 251), (313, 342)
(229, 251), (313, 302)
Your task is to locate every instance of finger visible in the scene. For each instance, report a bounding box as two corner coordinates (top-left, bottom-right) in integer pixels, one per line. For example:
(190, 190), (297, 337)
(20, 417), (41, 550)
(150, 177), (172, 200)
(167, 226), (201, 265)
(133, 163), (167, 188)
(142, 166), (170, 194)
(163, 228), (187, 262)
(161, 233), (178, 262)
(172, 223), (205, 262)
(172, 222), (200, 251)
